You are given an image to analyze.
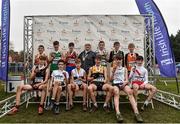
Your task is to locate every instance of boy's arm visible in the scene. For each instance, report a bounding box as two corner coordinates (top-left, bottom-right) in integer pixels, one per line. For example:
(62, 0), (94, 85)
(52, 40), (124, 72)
(129, 67), (135, 80)
(122, 52), (125, 67)
(124, 68), (129, 84)
(124, 53), (128, 68)
(110, 67), (114, 82)
(44, 68), (50, 84)
(30, 66), (36, 80)
(70, 71), (74, 84)
(87, 67), (94, 81)
(144, 68), (148, 84)
(103, 67), (108, 83)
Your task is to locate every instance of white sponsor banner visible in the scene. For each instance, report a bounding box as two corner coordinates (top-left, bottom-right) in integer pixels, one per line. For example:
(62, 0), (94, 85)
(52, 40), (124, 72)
(33, 15), (145, 57)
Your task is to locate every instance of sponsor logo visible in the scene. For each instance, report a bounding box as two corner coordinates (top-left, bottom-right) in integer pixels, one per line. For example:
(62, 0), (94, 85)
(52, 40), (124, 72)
(34, 21), (43, 25)
(85, 38), (93, 41)
(109, 38), (119, 42)
(121, 30), (130, 34)
(84, 20), (94, 24)
(73, 20), (79, 26)
(74, 37), (80, 43)
(61, 29), (67, 34)
(99, 20), (103, 25)
(133, 38), (142, 42)
(97, 29), (106, 33)
(36, 29), (42, 36)
(49, 37), (54, 43)
(123, 20), (128, 26)
(49, 19), (54, 26)
(133, 22), (142, 26)
(86, 28), (91, 34)
(59, 38), (69, 41)
(72, 29), (81, 33)
(59, 21), (69, 25)
(111, 28), (116, 34)
(123, 37), (128, 43)
(109, 21), (118, 25)
(47, 29), (56, 33)
(34, 38), (44, 43)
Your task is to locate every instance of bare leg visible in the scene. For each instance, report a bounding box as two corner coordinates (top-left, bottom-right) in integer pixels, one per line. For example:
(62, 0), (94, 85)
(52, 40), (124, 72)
(39, 84), (47, 105)
(52, 81), (59, 100)
(16, 84), (33, 106)
(113, 86), (120, 114)
(124, 86), (139, 114)
(88, 84), (97, 105)
(132, 84), (140, 102)
(103, 84), (113, 105)
(82, 83), (87, 105)
(68, 84), (74, 105)
(56, 86), (62, 103)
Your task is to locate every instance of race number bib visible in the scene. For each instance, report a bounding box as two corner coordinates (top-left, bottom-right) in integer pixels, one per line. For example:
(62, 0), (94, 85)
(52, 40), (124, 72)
(52, 57), (60, 64)
(68, 58), (75, 64)
(54, 75), (64, 82)
(35, 77), (43, 83)
(101, 60), (107, 66)
(113, 79), (123, 85)
(128, 61), (136, 67)
(134, 76), (144, 82)
(75, 79), (82, 85)
(94, 77), (104, 82)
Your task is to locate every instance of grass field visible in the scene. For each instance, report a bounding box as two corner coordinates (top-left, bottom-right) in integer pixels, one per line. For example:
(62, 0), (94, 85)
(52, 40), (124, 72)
(0, 77), (180, 123)
(0, 81), (15, 101)
(0, 96), (180, 123)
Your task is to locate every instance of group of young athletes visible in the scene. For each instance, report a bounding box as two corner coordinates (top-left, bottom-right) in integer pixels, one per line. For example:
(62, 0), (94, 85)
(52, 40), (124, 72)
(8, 40), (157, 123)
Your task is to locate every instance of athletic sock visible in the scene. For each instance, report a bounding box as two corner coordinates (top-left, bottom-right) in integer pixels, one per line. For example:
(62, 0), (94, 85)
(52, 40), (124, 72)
(39, 104), (43, 107)
(116, 111), (120, 115)
(144, 100), (149, 106)
(94, 102), (98, 107)
(55, 102), (60, 105)
(51, 97), (55, 101)
(103, 103), (107, 107)
(15, 105), (20, 109)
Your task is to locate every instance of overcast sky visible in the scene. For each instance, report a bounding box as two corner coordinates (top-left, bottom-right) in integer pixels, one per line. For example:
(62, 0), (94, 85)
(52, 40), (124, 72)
(0, 0), (180, 51)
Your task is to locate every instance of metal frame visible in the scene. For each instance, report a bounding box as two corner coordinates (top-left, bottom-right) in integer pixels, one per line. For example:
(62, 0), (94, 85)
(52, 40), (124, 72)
(1, 14), (178, 118)
(154, 90), (180, 109)
(23, 14), (156, 80)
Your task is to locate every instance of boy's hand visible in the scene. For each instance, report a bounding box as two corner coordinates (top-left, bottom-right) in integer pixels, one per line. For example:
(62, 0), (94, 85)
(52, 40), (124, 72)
(63, 72), (67, 78)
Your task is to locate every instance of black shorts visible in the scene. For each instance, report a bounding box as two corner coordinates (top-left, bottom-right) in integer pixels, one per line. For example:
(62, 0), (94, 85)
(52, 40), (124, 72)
(52, 84), (66, 91)
(113, 83), (126, 90)
(31, 83), (42, 91)
(94, 81), (104, 91)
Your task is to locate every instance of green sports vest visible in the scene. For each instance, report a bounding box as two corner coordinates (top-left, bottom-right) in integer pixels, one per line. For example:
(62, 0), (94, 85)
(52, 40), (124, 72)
(50, 51), (62, 71)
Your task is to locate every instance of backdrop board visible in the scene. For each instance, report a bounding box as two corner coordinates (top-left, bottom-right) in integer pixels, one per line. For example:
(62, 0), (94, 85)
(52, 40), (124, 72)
(32, 15), (145, 57)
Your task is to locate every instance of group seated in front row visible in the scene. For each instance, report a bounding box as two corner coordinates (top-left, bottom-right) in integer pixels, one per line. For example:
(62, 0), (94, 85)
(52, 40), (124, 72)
(8, 54), (157, 123)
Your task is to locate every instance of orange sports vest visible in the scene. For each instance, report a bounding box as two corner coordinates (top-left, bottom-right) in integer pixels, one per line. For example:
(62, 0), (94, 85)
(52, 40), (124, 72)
(127, 53), (137, 71)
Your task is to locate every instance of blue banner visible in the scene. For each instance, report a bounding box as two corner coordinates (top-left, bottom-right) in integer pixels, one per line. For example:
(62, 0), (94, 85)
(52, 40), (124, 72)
(0, 0), (10, 81)
(135, 0), (177, 77)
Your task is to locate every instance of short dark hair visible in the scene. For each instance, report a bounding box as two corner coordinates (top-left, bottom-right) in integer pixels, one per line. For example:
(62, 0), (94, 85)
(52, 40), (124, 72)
(95, 55), (102, 60)
(75, 58), (81, 64)
(136, 56), (143, 61)
(53, 41), (59, 46)
(113, 55), (122, 60)
(128, 43), (135, 48)
(114, 42), (120, 46)
(99, 40), (105, 45)
(58, 59), (65, 64)
(69, 42), (74, 47)
(38, 45), (44, 49)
